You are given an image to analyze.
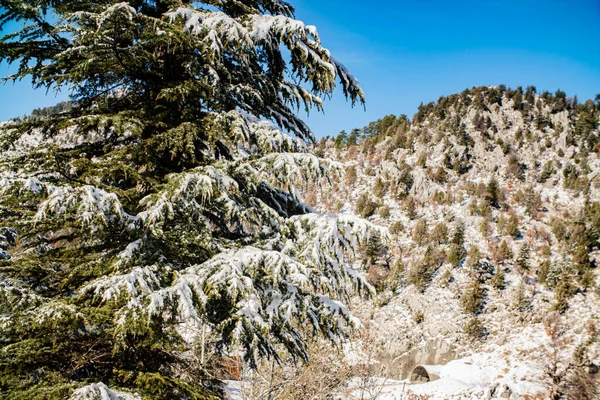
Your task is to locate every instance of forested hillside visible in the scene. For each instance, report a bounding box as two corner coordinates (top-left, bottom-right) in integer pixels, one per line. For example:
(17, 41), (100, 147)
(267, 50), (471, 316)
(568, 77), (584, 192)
(293, 86), (600, 398)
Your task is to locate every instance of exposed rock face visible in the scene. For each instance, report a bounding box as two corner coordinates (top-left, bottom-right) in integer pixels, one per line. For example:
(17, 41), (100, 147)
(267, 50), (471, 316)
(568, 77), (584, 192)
(409, 169), (443, 202)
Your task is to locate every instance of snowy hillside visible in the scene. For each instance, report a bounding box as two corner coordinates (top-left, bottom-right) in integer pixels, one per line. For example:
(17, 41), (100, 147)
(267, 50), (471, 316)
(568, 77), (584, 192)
(292, 86), (600, 399)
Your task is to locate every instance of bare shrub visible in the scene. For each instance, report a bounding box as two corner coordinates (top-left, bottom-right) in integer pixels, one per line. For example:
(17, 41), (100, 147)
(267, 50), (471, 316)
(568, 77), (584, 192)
(544, 313), (600, 400)
(237, 340), (351, 399)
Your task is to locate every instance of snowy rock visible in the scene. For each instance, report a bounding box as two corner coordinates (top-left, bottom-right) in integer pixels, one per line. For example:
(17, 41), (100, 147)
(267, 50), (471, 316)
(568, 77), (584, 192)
(489, 383), (512, 399)
(409, 169), (443, 202)
(70, 383), (141, 400)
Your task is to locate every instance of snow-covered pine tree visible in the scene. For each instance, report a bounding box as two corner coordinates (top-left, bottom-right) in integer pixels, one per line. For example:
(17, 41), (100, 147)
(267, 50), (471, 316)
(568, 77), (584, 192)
(0, 1), (374, 398)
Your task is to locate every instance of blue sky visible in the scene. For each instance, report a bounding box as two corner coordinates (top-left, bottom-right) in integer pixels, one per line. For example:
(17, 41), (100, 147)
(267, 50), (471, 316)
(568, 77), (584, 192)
(1, 0), (599, 138)
(293, 0), (600, 137)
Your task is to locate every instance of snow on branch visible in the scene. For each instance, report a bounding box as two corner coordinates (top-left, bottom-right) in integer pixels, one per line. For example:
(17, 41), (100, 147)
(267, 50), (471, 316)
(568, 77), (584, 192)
(166, 8), (251, 55)
(331, 56), (364, 105)
(143, 247), (311, 326)
(30, 302), (84, 326)
(112, 239), (144, 270)
(0, 279), (42, 312)
(0, 173), (46, 196)
(138, 164), (285, 236)
(285, 213), (381, 295)
(80, 264), (165, 303)
(70, 2), (138, 29)
(138, 166), (237, 233)
(208, 110), (307, 158)
(194, 246), (312, 296)
(249, 14), (336, 82)
(279, 81), (324, 113)
(0, 281), (77, 330)
(166, 6), (358, 102)
(253, 153), (341, 198)
(137, 246), (360, 365)
(34, 185), (136, 229)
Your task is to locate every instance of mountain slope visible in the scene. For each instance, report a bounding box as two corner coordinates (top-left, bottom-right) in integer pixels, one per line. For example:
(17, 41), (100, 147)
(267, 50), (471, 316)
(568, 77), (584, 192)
(304, 86), (600, 399)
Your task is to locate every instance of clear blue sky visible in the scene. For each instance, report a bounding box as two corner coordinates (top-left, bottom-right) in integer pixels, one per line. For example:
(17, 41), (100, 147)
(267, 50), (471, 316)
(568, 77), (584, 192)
(1, 0), (599, 138)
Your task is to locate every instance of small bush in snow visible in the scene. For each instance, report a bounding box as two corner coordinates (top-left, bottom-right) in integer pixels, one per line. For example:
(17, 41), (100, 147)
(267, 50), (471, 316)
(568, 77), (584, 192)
(463, 318), (486, 339)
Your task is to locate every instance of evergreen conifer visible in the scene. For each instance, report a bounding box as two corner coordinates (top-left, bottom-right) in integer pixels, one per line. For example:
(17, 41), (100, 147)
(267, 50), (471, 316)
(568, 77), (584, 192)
(0, 1), (370, 397)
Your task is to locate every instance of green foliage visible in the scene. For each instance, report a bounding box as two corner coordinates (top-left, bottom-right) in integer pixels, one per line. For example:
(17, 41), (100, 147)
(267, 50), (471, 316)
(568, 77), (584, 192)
(396, 167), (414, 200)
(385, 258), (406, 290)
(465, 246), (481, 269)
(365, 232), (385, 260)
(524, 86), (536, 106)
(546, 261), (569, 290)
(416, 152), (427, 168)
(347, 128), (361, 146)
(553, 277), (573, 313)
(404, 196), (418, 219)
(572, 244), (591, 276)
(412, 309), (425, 324)
(447, 243), (465, 267)
(539, 244), (552, 258)
(412, 219), (428, 246)
(407, 247), (444, 292)
(499, 211), (520, 238)
(345, 165), (358, 186)
(490, 268), (505, 290)
(414, 101), (435, 124)
(468, 198), (479, 216)
(389, 221), (404, 236)
(445, 222), (467, 266)
(497, 239), (513, 264)
(506, 153), (524, 180)
(537, 259), (551, 286)
(513, 189), (526, 205)
(11, 101), (73, 123)
(0, 0), (367, 397)
(335, 131), (348, 150)
(373, 178), (388, 198)
(540, 161), (555, 183)
(432, 166), (448, 183)
(479, 218), (491, 238)
(379, 114), (404, 135)
(355, 193), (379, 218)
(461, 278), (485, 314)
(516, 243), (531, 271)
(513, 283), (531, 312)
(573, 100), (600, 150)
(378, 205), (391, 219)
(472, 112), (486, 134)
(550, 218), (569, 244)
(429, 222), (449, 244)
(484, 176), (499, 207)
(439, 268), (453, 288)
(463, 317), (485, 339)
(563, 163), (589, 192)
(452, 220), (466, 247)
(581, 269), (596, 290)
(362, 114), (404, 138)
(525, 190), (542, 216)
(512, 87), (523, 111)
